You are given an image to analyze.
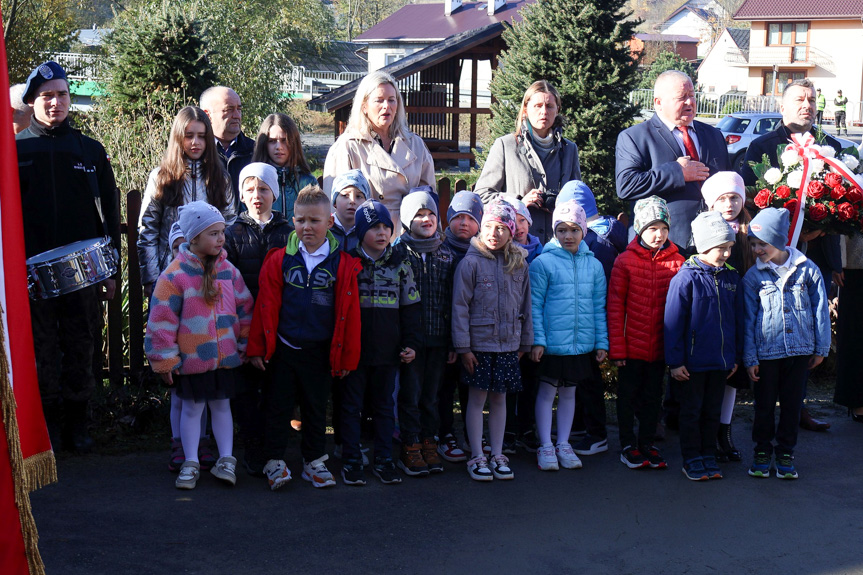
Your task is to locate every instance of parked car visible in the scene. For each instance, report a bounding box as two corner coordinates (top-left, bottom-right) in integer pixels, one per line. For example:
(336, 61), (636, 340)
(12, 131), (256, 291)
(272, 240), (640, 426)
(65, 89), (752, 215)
(718, 112), (857, 173)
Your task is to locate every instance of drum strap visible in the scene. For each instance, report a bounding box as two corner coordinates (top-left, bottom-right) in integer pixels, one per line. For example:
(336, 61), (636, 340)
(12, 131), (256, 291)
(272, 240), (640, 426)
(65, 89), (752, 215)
(76, 132), (111, 241)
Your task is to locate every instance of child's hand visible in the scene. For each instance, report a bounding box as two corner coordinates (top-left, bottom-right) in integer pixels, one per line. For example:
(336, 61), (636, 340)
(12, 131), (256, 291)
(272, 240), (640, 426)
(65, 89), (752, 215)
(614, 359), (626, 367)
(461, 352), (479, 375)
(159, 371), (174, 385)
(747, 365), (759, 382)
(250, 357), (267, 371)
(447, 351), (458, 364)
(727, 364), (738, 378)
(595, 350), (608, 363)
(400, 347), (416, 364)
(808, 355), (824, 370)
(530, 345), (544, 362)
(670, 366), (690, 381)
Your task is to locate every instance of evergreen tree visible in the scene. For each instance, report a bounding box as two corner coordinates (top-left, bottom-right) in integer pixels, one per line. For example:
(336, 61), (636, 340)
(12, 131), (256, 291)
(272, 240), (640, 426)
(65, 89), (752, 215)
(638, 50), (697, 90)
(484, 0), (641, 213)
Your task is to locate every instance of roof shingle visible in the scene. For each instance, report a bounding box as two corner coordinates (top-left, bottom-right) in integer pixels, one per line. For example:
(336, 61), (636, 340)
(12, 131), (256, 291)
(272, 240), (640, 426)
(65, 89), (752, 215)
(734, 0), (863, 20)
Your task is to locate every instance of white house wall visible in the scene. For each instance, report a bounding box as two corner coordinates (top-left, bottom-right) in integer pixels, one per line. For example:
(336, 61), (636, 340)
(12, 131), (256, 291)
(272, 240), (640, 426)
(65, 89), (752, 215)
(697, 30), (749, 93)
(662, 11), (712, 57)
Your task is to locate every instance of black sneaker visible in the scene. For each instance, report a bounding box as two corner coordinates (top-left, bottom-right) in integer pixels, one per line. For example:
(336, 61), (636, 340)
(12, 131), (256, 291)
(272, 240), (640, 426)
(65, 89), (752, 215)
(573, 435), (609, 456)
(641, 445), (667, 469)
(341, 460), (366, 486)
(373, 458), (402, 484)
(620, 445), (649, 469)
(502, 432), (518, 455)
(516, 430), (540, 453)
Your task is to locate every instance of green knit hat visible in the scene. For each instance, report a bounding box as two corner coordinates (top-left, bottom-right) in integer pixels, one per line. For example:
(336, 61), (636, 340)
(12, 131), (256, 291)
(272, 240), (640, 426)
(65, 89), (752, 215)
(633, 195), (670, 236)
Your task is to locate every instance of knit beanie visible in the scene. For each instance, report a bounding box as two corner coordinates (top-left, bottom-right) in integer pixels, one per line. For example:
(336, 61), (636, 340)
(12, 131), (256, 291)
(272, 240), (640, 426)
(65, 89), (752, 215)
(168, 221), (185, 249)
(400, 188), (439, 229)
(748, 207), (790, 251)
(633, 195), (671, 236)
(23, 61), (67, 104)
(503, 197), (532, 226)
(354, 200), (394, 245)
(177, 201), (225, 241)
(557, 180), (598, 219)
(481, 198), (517, 238)
(331, 169), (371, 206)
(701, 171), (745, 211)
(552, 199), (587, 235)
(691, 211), (736, 253)
(239, 162), (280, 200)
(447, 191), (483, 225)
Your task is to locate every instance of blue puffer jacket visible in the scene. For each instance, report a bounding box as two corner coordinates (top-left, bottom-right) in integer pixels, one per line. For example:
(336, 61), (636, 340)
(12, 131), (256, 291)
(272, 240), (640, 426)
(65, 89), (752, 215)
(742, 247), (830, 367)
(529, 239), (608, 355)
(664, 256), (742, 372)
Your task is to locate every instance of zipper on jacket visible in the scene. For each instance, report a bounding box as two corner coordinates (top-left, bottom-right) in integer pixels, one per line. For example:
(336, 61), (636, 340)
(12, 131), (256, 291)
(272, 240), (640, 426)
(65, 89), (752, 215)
(713, 272), (728, 370)
(690, 329), (696, 356)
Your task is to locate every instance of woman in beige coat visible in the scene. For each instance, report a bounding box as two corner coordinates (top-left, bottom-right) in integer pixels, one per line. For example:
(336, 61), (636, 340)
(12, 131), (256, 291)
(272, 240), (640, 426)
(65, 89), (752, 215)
(323, 71), (435, 239)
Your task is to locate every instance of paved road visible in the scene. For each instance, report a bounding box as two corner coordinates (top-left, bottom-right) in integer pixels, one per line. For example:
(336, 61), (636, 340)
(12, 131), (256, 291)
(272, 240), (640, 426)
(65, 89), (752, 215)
(29, 400), (862, 575)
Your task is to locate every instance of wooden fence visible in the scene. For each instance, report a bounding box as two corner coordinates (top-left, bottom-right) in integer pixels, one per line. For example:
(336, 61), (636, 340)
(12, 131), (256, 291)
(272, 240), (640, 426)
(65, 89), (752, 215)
(102, 177), (472, 386)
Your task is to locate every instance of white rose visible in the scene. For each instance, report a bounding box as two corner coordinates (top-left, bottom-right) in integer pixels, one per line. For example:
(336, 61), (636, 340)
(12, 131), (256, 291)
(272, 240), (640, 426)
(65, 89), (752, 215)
(809, 158), (825, 174)
(842, 154), (860, 171)
(764, 168), (782, 185)
(819, 145), (836, 158)
(781, 147), (800, 167)
(787, 170), (803, 189)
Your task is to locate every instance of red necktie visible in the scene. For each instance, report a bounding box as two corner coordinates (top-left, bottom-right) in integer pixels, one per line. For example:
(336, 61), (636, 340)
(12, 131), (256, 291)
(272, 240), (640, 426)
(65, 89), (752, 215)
(679, 125), (699, 162)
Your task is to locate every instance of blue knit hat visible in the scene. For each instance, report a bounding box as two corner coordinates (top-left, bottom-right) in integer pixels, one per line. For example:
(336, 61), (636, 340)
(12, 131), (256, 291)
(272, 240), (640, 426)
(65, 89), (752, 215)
(447, 191), (483, 225)
(331, 169), (371, 206)
(748, 207), (790, 251)
(557, 180), (598, 219)
(400, 188), (439, 229)
(354, 200), (394, 245)
(23, 61), (67, 104)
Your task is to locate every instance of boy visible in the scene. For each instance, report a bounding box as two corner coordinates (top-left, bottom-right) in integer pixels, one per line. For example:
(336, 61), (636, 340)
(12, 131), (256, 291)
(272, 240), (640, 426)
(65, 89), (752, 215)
(506, 197), (543, 263)
(247, 185), (362, 490)
(608, 196), (684, 470)
(330, 169), (369, 253)
(664, 211), (742, 481)
(743, 208), (830, 480)
(394, 188), (456, 475)
(341, 200), (421, 485)
(225, 163), (293, 476)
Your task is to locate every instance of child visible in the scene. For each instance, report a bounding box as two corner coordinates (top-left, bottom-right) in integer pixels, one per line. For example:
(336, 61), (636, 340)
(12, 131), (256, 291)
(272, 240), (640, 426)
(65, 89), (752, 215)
(224, 162), (293, 477)
(394, 188), (456, 475)
(341, 200), (421, 485)
(702, 171), (753, 462)
(505, 197), (543, 263)
(166, 221), (186, 472)
(145, 201), (253, 489)
(247, 185), (362, 490)
(665, 211), (742, 481)
(608, 196), (684, 470)
(330, 169), (369, 253)
(251, 113), (317, 221)
(452, 199), (533, 481)
(529, 200), (608, 471)
(438, 191), (484, 462)
(743, 208), (830, 479)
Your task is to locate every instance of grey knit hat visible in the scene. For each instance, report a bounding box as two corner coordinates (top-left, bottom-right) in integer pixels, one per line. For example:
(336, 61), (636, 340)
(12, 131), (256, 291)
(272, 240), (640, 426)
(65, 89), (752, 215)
(691, 211), (735, 253)
(177, 201), (225, 241)
(239, 162), (280, 200)
(400, 188), (439, 230)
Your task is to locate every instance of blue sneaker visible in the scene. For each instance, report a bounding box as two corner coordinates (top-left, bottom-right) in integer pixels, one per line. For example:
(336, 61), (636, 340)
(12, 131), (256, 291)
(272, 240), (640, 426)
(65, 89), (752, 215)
(702, 455), (723, 479)
(774, 452), (798, 480)
(682, 457), (709, 481)
(748, 451), (772, 478)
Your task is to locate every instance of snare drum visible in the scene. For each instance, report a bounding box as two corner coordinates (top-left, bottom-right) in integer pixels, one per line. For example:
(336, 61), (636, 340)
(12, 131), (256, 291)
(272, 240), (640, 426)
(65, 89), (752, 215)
(26, 237), (118, 300)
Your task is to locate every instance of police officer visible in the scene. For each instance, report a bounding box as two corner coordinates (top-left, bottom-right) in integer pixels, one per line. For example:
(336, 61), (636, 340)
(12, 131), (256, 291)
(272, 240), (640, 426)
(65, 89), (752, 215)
(16, 61), (121, 452)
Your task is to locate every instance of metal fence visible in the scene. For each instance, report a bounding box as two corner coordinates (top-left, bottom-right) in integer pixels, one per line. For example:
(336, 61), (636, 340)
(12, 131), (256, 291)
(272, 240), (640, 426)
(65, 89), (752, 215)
(628, 89), (782, 118)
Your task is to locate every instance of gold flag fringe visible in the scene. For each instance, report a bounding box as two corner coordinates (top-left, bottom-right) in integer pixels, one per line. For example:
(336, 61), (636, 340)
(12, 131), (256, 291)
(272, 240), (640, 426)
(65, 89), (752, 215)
(0, 302), (50, 575)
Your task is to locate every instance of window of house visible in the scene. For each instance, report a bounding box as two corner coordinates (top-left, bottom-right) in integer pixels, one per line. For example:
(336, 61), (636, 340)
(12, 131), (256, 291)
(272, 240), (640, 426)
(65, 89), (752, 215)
(385, 53), (404, 66)
(762, 70), (805, 95)
(767, 22), (809, 62)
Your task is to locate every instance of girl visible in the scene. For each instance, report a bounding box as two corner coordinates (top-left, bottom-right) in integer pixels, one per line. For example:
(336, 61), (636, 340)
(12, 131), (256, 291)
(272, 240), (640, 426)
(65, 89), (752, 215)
(701, 171), (752, 462)
(529, 200), (608, 471)
(451, 199), (533, 481)
(145, 201), (254, 489)
(252, 113), (317, 223)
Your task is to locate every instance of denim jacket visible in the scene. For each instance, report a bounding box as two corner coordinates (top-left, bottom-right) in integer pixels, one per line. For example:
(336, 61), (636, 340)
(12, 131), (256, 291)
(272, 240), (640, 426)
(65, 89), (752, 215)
(742, 247), (831, 367)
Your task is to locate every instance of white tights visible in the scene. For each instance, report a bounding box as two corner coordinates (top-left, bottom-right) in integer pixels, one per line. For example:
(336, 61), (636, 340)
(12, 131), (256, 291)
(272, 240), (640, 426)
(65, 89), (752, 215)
(170, 389), (208, 439)
(466, 388), (506, 458)
(180, 398), (233, 462)
(535, 380), (576, 446)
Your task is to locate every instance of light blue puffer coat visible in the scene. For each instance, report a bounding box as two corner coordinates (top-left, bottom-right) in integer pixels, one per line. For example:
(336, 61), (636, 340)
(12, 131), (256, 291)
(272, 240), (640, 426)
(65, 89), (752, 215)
(529, 239), (608, 355)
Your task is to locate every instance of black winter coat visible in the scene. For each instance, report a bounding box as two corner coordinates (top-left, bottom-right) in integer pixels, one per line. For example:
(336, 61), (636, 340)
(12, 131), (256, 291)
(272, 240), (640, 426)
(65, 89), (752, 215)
(224, 212), (293, 298)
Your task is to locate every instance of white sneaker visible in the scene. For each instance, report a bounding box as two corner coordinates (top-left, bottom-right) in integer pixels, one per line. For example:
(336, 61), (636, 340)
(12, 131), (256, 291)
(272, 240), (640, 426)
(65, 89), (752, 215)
(210, 455), (238, 485)
(466, 455), (493, 482)
(263, 459), (291, 491)
(302, 454), (336, 488)
(490, 454), (514, 480)
(537, 443), (559, 471)
(555, 442), (583, 469)
(175, 461), (200, 489)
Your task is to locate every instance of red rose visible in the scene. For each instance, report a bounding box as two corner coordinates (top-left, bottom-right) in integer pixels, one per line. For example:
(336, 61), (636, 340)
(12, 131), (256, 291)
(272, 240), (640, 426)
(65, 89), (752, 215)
(807, 180), (826, 199)
(808, 203), (829, 221)
(847, 188), (863, 203)
(830, 185), (846, 200)
(775, 185), (791, 199)
(783, 199), (799, 214)
(824, 173), (843, 188)
(829, 201), (837, 214)
(838, 202), (858, 222)
(754, 188), (773, 209)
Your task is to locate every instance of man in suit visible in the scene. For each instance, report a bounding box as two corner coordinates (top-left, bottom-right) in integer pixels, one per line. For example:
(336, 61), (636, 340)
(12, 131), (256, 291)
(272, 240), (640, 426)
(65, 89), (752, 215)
(616, 70), (729, 252)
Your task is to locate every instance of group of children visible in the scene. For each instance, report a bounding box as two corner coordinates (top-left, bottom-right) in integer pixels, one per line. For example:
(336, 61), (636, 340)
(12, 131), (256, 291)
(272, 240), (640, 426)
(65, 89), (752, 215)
(143, 110), (831, 488)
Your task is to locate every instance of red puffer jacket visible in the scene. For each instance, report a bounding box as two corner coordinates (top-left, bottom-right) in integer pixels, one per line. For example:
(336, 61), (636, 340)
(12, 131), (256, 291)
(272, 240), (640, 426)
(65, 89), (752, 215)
(607, 238), (684, 362)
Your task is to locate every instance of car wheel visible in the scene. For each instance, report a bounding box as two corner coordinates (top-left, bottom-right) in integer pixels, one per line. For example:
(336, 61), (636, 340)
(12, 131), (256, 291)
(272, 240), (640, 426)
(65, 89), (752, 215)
(732, 151), (746, 173)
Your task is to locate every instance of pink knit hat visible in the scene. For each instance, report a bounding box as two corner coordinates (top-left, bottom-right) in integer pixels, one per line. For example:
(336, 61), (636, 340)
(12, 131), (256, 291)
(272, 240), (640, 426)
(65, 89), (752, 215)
(702, 171), (745, 210)
(482, 198), (517, 238)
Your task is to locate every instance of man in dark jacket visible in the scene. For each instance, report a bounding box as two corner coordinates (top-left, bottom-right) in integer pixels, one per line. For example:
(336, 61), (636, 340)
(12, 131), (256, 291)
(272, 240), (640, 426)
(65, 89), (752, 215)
(201, 86), (254, 212)
(17, 61), (120, 452)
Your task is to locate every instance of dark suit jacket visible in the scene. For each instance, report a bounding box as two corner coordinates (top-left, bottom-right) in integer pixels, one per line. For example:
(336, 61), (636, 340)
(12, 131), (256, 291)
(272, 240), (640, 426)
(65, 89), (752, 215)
(615, 113), (729, 249)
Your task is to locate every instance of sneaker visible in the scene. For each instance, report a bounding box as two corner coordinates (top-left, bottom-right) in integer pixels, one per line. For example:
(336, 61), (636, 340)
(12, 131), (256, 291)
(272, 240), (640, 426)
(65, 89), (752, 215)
(502, 432), (518, 455)
(537, 444), (560, 471)
(642, 445), (668, 469)
(620, 445), (649, 469)
(748, 451), (772, 478)
(466, 455), (493, 482)
(573, 435), (609, 456)
(490, 454), (514, 480)
(175, 461), (200, 490)
(210, 456), (237, 486)
(516, 430), (540, 453)
(555, 442), (583, 469)
(263, 459), (292, 491)
(682, 457), (710, 481)
(198, 436), (217, 471)
(398, 443), (430, 477)
(775, 452), (798, 480)
(333, 443), (370, 466)
(302, 455), (337, 488)
(341, 460), (366, 486)
(168, 438), (184, 473)
(437, 434), (467, 463)
(372, 458), (402, 484)
(421, 438), (444, 473)
(702, 455), (723, 479)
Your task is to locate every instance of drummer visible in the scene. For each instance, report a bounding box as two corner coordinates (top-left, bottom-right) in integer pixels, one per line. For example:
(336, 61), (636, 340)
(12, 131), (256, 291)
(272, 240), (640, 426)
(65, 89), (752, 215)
(16, 61), (121, 452)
